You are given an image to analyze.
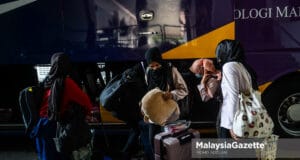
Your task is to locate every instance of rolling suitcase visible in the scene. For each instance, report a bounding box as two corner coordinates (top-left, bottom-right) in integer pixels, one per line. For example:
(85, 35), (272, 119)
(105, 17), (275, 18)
(154, 128), (200, 160)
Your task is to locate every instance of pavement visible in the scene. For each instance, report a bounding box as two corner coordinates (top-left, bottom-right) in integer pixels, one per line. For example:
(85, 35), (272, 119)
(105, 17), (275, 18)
(0, 132), (37, 160)
(0, 124), (217, 160)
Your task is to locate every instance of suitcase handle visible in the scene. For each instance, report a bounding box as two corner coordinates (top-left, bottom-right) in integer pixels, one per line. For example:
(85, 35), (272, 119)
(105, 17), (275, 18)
(177, 132), (194, 145)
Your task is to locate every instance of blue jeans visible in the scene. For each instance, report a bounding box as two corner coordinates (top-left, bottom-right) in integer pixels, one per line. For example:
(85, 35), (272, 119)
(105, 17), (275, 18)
(31, 118), (61, 160)
(139, 121), (154, 160)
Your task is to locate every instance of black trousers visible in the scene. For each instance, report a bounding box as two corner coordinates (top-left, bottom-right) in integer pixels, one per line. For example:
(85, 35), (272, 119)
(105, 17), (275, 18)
(219, 127), (256, 160)
(219, 127), (231, 138)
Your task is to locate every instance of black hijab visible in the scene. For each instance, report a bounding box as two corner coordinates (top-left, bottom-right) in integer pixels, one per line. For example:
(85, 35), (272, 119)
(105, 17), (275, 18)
(215, 39), (258, 90)
(145, 47), (171, 91)
(43, 52), (72, 121)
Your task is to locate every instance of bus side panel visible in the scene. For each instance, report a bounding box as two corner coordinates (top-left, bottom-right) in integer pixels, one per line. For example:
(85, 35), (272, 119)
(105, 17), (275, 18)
(235, 0), (300, 84)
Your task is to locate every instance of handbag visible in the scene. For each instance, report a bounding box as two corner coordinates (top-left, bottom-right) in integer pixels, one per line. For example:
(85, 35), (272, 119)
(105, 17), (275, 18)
(54, 103), (92, 154)
(255, 134), (279, 160)
(99, 63), (147, 115)
(99, 73), (123, 111)
(232, 64), (274, 138)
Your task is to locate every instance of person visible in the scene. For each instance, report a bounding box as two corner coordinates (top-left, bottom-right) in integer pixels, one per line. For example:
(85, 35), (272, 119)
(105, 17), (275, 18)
(189, 58), (221, 102)
(31, 52), (93, 160)
(215, 39), (258, 140)
(189, 58), (222, 137)
(144, 47), (188, 158)
(116, 63), (152, 160)
(76, 63), (105, 123)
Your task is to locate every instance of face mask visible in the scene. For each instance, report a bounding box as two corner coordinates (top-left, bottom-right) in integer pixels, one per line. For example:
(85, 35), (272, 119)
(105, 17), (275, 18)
(195, 74), (202, 78)
(150, 67), (163, 75)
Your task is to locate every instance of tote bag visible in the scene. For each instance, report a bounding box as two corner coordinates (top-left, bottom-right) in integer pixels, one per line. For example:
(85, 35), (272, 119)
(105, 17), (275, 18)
(232, 64), (274, 138)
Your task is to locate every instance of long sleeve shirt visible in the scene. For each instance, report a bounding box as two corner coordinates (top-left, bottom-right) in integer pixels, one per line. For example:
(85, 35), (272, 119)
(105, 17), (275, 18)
(169, 66), (189, 101)
(197, 76), (220, 102)
(39, 77), (93, 118)
(145, 66), (188, 101)
(220, 62), (252, 129)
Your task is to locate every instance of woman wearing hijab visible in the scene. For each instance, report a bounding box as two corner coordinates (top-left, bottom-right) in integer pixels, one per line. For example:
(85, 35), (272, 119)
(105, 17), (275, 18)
(144, 47), (188, 152)
(32, 52), (93, 160)
(215, 39), (258, 140)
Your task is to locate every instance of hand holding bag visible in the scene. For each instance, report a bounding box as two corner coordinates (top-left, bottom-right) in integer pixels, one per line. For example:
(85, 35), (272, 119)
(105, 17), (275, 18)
(232, 65), (274, 138)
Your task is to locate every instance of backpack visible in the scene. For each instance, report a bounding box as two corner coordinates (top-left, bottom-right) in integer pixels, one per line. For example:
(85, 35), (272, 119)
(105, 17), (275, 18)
(18, 85), (44, 135)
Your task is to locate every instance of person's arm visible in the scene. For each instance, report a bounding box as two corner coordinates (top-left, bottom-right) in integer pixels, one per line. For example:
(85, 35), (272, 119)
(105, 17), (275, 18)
(169, 67), (188, 101)
(64, 77), (93, 113)
(197, 76), (220, 102)
(220, 62), (240, 130)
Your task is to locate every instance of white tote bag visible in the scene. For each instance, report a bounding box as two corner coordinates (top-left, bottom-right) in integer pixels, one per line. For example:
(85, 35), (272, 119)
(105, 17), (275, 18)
(232, 65), (274, 138)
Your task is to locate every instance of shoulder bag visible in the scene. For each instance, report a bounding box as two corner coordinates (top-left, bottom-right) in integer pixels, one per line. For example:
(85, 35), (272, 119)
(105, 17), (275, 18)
(232, 64), (274, 138)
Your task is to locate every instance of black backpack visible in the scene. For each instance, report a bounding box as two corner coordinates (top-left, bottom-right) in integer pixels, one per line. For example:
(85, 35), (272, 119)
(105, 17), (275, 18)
(18, 85), (44, 135)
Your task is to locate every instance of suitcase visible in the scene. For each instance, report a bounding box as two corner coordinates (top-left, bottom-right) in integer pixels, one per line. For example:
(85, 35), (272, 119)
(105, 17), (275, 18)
(154, 128), (200, 160)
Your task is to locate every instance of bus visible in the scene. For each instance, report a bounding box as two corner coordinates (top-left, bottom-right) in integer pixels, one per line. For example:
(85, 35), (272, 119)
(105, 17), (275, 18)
(0, 0), (299, 138)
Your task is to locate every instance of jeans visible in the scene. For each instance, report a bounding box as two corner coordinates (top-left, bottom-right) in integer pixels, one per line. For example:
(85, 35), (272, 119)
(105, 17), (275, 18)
(122, 120), (141, 155)
(148, 124), (162, 149)
(122, 119), (154, 160)
(219, 127), (231, 138)
(31, 118), (61, 160)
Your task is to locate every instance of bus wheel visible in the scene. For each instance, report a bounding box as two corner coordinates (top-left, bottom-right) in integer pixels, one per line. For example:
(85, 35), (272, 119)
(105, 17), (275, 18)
(262, 76), (300, 137)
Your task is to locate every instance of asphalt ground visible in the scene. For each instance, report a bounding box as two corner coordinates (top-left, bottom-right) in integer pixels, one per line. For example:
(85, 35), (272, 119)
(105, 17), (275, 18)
(0, 125), (217, 160)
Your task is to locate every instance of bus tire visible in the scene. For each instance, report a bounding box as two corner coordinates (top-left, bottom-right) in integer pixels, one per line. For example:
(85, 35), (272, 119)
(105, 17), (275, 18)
(262, 75), (300, 137)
